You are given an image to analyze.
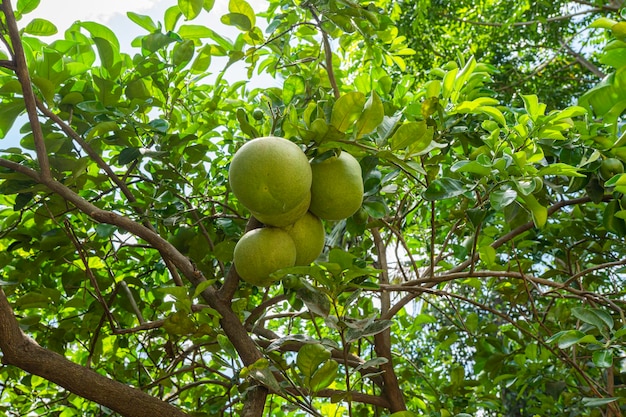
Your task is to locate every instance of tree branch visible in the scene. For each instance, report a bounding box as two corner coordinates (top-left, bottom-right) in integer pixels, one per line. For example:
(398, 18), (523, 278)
(0, 289), (190, 417)
(307, 5), (340, 99)
(559, 39), (606, 78)
(445, 7), (604, 28)
(372, 228), (406, 412)
(1, 0), (51, 179)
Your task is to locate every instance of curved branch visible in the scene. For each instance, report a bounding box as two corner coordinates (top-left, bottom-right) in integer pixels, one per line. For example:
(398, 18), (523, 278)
(0, 289), (189, 417)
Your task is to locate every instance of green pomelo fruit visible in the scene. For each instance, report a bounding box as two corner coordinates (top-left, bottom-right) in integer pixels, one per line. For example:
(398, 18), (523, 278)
(233, 227), (297, 287)
(309, 151), (364, 220)
(599, 157), (624, 181)
(252, 192), (311, 227)
(229, 136), (312, 215)
(283, 211), (325, 265)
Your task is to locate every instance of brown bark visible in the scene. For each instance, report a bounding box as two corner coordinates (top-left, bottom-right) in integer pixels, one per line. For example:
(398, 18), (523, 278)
(372, 228), (407, 412)
(0, 289), (189, 417)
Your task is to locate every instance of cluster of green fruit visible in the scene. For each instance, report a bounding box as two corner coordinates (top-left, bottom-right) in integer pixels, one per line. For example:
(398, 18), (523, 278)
(229, 136), (364, 287)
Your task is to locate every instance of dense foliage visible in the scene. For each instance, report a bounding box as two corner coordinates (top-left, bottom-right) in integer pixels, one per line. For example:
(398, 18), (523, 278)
(0, 0), (626, 416)
(395, 0), (620, 109)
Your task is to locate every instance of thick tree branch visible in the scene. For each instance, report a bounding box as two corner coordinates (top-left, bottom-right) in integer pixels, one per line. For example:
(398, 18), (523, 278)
(0, 289), (189, 417)
(372, 228), (406, 412)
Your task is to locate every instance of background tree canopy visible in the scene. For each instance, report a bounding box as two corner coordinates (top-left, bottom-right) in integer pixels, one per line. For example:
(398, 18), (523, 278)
(0, 0), (626, 416)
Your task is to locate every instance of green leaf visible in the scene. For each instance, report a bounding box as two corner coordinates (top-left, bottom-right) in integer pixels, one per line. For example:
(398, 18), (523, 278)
(590, 17), (618, 30)
(389, 121), (433, 155)
(126, 12), (157, 32)
(581, 397), (619, 407)
(521, 94), (546, 121)
(17, 0), (40, 16)
(309, 359), (338, 392)
(296, 343), (330, 377)
(442, 67), (459, 100)
(479, 245), (497, 267)
(592, 350), (614, 368)
(178, 0), (203, 20)
(331, 92), (366, 132)
(451, 160), (492, 177)
(80, 22), (120, 51)
(296, 284), (330, 317)
(478, 106), (506, 126)
(282, 75), (305, 105)
(537, 163), (585, 178)
(221, 13), (252, 31)
(172, 39), (195, 67)
(228, 0), (256, 28)
(118, 148), (142, 164)
(362, 196), (388, 219)
(571, 307), (614, 331)
(556, 330), (598, 349)
(24, 18), (57, 36)
(345, 320), (393, 343)
(490, 188), (517, 211)
(0, 100), (25, 138)
(355, 91), (384, 138)
(164, 6), (182, 31)
(521, 193), (547, 228)
(423, 178), (467, 201)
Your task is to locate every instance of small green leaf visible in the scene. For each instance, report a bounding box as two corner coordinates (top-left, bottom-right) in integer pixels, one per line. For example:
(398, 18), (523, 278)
(442, 67), (459, 100)
(296, 343), (330, 377)
(126, 12), (157, 32)
(557, 330), (598, 349)
(389, 121), (433, 155)
(17, 0), (40, 16)
(590, 17), (618, 30)
(220, 13), (252, 31)
(178, 0), (203, 20)
(331, 92), (366, 132)
(345, 320), (393, 343)
(228, 0), (256, 28)
(309, 359), (338, 392)
(490, 188), (517, 211)
(582, 397), (619, 407)
(24, 18), (57, 36)
(571, 307), (614, 331)
(282, 75), (305, 105)
(355, 91), (384, 138)
(423, 178), (467, 201)
(118, 148), (142, 164)
(592, 350), (614, 368)
(521, 94), (546, 121)
(521, 193), (547, 228)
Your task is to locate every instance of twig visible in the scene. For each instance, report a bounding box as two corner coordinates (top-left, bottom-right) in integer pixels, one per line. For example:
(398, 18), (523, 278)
(307, 5), (340, 99)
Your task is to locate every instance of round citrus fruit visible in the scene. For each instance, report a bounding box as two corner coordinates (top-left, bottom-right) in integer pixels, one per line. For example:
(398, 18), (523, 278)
(309, 151), (364, 220)
(229, 136), (312, 216)
(252, 192), (311, 227)
(233, 227), (297, 286)
(283, 211), (325, 265)
(599, 157), (624, 181)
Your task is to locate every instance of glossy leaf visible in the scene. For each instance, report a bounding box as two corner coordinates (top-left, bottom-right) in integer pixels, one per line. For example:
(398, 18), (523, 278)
(178, 0), (203, 20)
(331, 92), (366, 132)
